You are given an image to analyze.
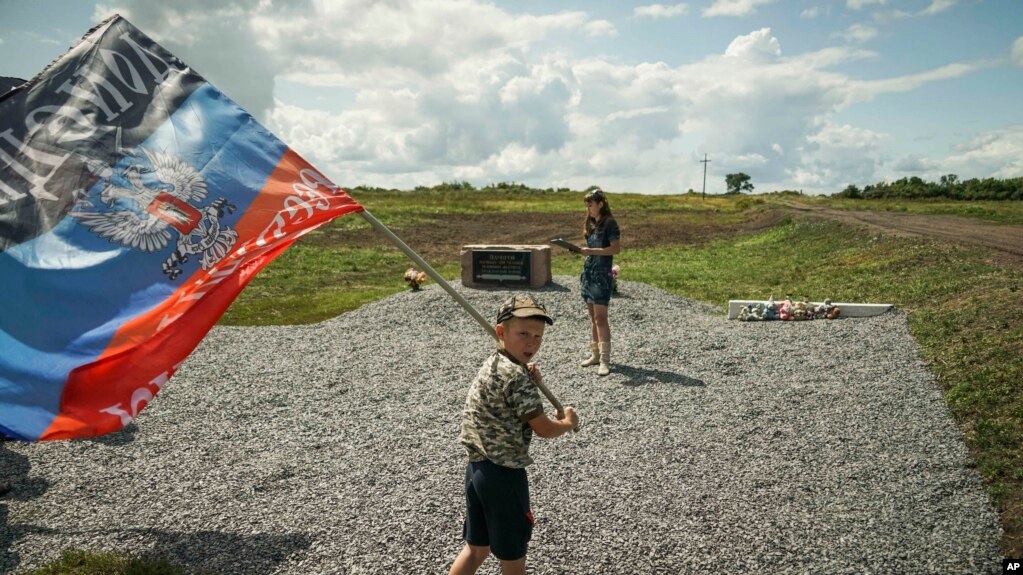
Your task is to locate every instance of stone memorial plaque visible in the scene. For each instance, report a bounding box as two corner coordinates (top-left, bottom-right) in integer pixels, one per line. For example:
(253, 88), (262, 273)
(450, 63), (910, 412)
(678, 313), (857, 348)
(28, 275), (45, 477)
(460, 244), (551, 289)
(472, 250), (532, 285)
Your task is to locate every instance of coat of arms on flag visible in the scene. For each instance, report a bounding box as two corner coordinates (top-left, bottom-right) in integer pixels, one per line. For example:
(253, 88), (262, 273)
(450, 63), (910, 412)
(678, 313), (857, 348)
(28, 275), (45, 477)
(70, 146), (239, 279)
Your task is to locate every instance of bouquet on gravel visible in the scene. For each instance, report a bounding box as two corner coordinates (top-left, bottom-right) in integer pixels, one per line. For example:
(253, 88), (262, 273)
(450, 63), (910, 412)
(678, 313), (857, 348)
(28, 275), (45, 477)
(404, 268), (428, 291)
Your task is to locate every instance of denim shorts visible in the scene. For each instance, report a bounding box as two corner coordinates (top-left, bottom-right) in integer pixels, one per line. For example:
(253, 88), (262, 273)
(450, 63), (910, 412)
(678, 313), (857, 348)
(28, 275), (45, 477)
(580, 266), (613, 306)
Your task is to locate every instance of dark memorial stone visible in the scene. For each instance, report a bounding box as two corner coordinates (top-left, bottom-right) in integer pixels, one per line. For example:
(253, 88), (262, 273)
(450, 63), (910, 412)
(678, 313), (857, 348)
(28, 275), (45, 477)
(460, 244), (551, 289)
(472, 250), (531, 286)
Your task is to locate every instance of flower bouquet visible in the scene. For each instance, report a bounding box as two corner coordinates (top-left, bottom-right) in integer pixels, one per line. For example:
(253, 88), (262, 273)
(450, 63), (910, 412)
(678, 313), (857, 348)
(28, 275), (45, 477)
(404, 267), (428, 291)
(611, 264), (620, 294)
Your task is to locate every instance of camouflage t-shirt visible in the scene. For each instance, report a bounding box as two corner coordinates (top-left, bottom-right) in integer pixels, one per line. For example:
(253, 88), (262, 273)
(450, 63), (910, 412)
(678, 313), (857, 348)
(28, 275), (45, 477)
(460, 350), (545, 468)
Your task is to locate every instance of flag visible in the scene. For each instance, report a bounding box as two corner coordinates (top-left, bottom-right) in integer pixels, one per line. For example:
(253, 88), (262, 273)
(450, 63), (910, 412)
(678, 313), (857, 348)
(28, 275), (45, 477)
(0, 77), (25, 95)
(0, 15), (364, 441)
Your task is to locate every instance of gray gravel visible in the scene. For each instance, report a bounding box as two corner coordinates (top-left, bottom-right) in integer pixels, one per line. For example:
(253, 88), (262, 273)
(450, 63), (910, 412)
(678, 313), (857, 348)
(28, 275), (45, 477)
(0, 277), (1004, 574)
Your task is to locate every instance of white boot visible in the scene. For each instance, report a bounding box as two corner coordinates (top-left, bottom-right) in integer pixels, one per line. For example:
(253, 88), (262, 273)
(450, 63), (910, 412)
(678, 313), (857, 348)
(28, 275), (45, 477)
(597, 342), (611, 376)
(581, 343), (600, 367)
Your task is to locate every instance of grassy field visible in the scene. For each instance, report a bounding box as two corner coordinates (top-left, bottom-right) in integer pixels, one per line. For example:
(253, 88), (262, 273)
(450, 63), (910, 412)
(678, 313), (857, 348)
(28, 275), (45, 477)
(20, 191), (1022, 572)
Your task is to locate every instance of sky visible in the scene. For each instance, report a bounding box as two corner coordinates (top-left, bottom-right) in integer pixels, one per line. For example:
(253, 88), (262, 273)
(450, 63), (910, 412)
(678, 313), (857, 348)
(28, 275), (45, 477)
(1, 0), (1021, 195)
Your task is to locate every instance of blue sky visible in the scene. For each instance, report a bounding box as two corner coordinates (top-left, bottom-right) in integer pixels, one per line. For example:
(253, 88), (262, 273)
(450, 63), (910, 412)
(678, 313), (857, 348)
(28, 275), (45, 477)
(1, 0), (1021, 195)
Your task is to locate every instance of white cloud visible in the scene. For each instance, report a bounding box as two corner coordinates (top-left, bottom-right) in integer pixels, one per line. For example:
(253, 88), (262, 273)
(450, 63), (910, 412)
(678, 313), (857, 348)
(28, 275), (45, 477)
(882, 127), (1023, 182)
(1012, 36), (1023, 67)
(800, 122), (889, 186)
(723, 28), (782, 61)
(86, 0), (1006, 194)
(836, 23), (879, 44)
(889, 155), (933, 174)
(271, 48), (576, 181)
(942, 126), (1023, 179)
(478, 143), (546, 179)
(703, 0), (775, 18)
(858, 0), (956, 21)
(872, 9), (913, 22)
(847, 0), (885, 9)
(583, 19), (618, 38)
(873, 0), (959, 19)
(789, 46), (877, 69)
(273, 17), (987, 193)
(634, 4), (690, 19)
(800, 6), (820, 19)
(921, 0), (959, 16)
(97, 0), (605, 119)
(674, 31), (851, 185)
(844, 62), (982, 106)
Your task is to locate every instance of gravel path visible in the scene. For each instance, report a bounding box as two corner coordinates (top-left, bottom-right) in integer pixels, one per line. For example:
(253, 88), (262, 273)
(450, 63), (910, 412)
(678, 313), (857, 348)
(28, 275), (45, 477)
(0, 277), (1003, 574)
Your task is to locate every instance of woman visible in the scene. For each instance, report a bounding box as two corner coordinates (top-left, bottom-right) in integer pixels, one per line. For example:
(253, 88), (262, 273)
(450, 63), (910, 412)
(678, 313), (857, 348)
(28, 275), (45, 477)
(579, 188), (621, 376)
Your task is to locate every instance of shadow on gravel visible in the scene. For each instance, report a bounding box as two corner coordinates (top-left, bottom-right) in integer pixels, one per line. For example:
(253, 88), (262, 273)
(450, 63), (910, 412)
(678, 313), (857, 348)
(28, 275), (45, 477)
(615, 364), (705, 388)
(124, 528), (312, 574)
(541, 283), (573, 293)
(87, 422), (138, 446)
(3, 526), (312, 574)
(1, 440), (51, 573)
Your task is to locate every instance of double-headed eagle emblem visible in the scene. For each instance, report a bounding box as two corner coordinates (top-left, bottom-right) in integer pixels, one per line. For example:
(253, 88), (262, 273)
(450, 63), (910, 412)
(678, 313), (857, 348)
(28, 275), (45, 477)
(72, 148), (238, 280)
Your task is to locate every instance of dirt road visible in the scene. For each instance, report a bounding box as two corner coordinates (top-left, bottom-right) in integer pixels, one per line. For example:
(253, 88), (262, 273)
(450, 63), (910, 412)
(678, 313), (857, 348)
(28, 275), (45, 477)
(783, 202), (1023, 260)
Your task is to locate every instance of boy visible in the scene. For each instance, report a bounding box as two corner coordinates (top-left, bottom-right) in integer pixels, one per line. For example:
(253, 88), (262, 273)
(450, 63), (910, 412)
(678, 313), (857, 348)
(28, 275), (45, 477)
(448, 294), (579, 575)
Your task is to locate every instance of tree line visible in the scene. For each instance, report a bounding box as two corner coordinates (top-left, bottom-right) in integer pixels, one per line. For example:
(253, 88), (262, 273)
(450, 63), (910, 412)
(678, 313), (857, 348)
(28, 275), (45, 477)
(351, 174), (1022, 200)
(835, 175), (1023, 201)
(350, 181), (573, 195)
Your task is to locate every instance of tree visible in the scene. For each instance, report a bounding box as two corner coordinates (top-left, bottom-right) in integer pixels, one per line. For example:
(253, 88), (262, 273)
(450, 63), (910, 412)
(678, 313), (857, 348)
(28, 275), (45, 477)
(725, 173), (754, 195)
(837, 184), (861, 198)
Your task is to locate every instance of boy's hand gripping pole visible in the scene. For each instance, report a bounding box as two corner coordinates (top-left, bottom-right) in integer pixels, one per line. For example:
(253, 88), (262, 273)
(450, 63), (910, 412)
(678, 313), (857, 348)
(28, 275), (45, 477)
(359, 210), (574, 423)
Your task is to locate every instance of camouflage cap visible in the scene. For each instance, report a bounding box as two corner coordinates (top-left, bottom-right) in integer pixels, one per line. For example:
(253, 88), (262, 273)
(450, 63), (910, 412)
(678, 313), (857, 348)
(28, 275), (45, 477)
(496, 294), (554, 325)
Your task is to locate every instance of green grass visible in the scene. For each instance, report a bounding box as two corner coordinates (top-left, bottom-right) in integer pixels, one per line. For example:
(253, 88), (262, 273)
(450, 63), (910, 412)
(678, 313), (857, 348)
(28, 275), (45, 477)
(21, 550), (190, 575)
(219, 245), (432, 325)
(624, 218), (997, 309)
(25, 192), (1023, 571)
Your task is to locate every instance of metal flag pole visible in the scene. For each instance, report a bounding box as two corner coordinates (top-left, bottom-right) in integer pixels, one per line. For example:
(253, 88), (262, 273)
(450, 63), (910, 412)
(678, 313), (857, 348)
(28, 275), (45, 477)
(358, 210), (567, 414)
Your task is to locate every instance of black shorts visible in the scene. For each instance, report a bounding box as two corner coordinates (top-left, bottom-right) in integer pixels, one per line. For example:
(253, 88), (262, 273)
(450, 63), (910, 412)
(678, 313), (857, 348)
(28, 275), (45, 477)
(462, 459), (533, 561)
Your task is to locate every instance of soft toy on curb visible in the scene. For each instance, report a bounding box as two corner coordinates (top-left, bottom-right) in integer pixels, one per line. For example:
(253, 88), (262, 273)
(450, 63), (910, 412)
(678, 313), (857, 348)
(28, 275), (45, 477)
(791, 295), (811, 321)
(738, 293), (842, 321)
(738, 302), (766, 321)
(778, 295), (794, 320)
(814, 298), (841, 320)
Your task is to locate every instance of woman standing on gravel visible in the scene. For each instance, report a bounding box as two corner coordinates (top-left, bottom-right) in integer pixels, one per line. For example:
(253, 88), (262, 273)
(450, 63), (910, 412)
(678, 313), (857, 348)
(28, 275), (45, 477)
(578, 188), (621, 376)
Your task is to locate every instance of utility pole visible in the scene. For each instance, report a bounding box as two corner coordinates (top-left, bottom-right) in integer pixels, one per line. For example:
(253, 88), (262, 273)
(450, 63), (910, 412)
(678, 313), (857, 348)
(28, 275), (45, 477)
(700, 153), (711, 198)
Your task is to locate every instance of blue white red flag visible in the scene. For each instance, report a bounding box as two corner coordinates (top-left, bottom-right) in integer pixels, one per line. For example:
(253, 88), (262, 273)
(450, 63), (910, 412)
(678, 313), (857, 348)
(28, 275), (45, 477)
(0, 15), (364, 441)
